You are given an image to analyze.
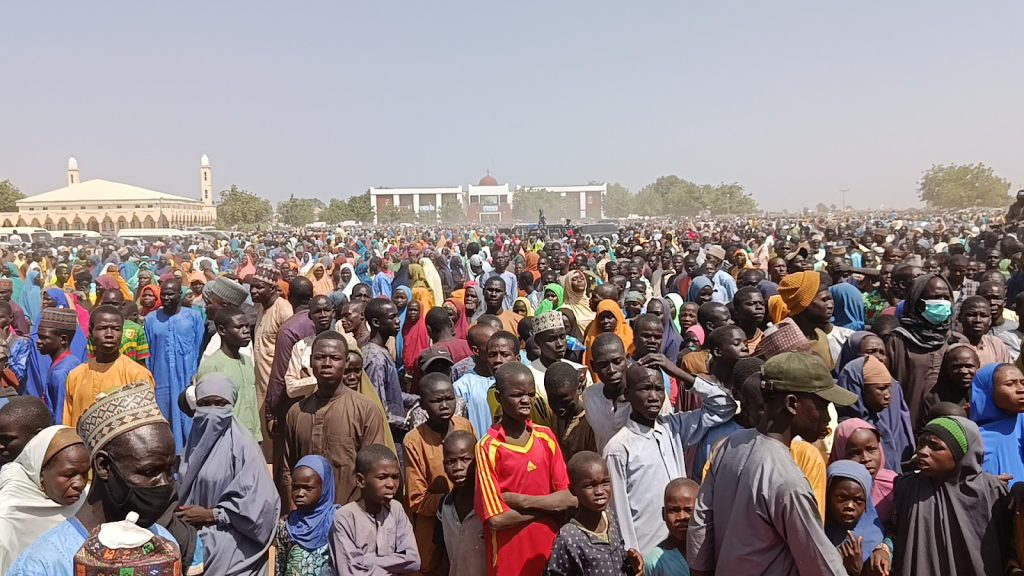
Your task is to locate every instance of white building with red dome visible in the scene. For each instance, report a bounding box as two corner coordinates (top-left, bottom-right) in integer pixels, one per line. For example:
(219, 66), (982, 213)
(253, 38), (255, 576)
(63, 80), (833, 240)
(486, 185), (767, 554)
(368, 173), (605, 224)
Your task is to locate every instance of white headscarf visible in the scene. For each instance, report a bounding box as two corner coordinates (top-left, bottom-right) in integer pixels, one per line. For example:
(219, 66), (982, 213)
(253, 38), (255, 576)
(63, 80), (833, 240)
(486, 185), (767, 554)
(0, 425), (88, 573)
(338, 263), (360, 297)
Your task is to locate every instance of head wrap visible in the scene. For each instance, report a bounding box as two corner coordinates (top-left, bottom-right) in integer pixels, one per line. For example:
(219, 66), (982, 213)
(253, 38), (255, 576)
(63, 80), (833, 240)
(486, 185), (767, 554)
(824, 460), (884, 562)
(892, 273), (954, 350)
(923, 416), (970, 463)
(829, 282), (866, 331)
(287, 455), (337, 551)
(969, 363), (1024, 484)
(778, 271), (821, 317)
(77, 382), (166, 459)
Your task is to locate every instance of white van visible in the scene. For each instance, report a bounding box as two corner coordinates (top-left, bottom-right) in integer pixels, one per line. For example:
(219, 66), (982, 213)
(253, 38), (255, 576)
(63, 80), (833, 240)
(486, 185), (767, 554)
(117, 228), (191, 243)
(0, 227), (53, 244)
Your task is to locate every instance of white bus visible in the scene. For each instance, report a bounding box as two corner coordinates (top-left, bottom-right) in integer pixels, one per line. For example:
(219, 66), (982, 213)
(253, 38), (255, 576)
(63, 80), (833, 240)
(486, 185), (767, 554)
(116, 228), (191, 243)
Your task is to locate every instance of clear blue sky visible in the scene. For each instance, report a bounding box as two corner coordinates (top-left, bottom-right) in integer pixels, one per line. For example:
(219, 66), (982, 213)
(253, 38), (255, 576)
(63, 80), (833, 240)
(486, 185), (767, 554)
(2, 2), (1022, 210)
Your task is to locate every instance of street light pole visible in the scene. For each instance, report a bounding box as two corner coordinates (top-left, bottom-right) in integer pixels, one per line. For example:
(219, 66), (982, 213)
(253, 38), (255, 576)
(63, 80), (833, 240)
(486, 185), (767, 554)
(840, 189), (850, 212)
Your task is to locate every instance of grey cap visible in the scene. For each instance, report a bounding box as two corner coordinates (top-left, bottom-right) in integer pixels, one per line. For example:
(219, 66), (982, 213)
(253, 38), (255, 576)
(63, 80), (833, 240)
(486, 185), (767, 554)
(205, 277), (248, 306)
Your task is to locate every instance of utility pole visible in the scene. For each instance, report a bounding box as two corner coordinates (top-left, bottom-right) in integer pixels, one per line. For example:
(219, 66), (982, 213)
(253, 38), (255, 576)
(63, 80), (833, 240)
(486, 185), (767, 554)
(840, 189), (850, 212)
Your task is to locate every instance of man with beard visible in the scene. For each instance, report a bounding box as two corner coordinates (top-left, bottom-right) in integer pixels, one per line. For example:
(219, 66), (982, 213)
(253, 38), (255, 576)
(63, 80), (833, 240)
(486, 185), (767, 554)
(8, 383), (205, 575)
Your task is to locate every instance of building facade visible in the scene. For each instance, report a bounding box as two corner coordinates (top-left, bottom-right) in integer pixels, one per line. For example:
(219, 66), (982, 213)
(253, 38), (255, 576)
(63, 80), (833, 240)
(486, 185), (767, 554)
(0, 156), (217, 233)
(368, 174), (606, 224)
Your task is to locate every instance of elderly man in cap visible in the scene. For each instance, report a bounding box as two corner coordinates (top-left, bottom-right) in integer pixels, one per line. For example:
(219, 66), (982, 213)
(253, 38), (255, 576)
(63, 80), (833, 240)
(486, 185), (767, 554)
(704, 245), (737, 305)
(7, 383), (205, 576)
(251, 264), (292, 442)
(0, 278), (30, 336)
(687, 352), (857, 576)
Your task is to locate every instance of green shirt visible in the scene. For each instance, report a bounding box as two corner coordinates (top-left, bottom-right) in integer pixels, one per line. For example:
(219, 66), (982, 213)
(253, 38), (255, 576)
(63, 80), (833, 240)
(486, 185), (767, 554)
(197, 349), (262, 442)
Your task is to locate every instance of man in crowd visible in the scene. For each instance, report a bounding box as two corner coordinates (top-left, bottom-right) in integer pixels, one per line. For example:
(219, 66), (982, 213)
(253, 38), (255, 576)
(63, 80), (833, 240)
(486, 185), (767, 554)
(284, 331), (387, 505)
(687, 352), (856, 575)
(145, 278), (205, 451)
(65, 305), (156, 428)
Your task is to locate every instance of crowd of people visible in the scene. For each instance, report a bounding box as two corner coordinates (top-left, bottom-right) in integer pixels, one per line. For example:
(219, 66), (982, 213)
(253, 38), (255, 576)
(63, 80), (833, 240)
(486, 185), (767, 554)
(0, 203), (1024, 575)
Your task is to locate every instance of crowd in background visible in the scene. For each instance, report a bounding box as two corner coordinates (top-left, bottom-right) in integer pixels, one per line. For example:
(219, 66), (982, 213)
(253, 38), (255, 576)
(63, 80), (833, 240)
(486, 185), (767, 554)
(2, 197), (1024, 575)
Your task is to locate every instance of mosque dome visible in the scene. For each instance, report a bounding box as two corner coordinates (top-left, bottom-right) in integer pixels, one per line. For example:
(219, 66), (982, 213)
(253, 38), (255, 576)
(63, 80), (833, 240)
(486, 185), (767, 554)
(478, 173), (498, 186)
(68, 156), (78, 170)
(201, 154), (210, 167)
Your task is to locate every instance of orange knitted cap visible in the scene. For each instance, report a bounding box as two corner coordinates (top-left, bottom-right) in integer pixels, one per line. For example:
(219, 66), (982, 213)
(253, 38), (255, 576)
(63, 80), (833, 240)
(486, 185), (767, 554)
(778, 271), (821, 317)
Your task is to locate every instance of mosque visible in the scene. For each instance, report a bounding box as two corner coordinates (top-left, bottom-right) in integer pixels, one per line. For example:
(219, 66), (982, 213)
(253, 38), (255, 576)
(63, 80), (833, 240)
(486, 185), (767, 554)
(0, 156), (218, 233)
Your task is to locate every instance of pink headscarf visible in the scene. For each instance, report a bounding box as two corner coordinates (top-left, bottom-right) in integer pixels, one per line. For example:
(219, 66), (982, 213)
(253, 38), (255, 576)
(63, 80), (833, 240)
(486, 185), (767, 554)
(829, 418), (898, 524)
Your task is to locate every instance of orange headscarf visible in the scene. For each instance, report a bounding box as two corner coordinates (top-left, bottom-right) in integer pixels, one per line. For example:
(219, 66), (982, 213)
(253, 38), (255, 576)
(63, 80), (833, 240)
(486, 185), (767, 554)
(524, 251), (541, 281)
(583, 299), (635, 367)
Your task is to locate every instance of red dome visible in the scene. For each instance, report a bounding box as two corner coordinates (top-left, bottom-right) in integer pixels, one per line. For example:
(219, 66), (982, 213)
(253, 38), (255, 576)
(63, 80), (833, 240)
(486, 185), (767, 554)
(478, 174), (499, 186)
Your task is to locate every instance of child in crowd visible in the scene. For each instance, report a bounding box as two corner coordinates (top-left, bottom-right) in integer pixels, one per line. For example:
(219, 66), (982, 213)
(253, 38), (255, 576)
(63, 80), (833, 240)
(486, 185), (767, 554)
(824, 461), (883, 576)
(645, 478), (698, 576)
(544, 361), (596, 461)
(440, 430), (487, 576)
(403, 373), (475, 574)
(36, 308), (82, 423)
(544, 451), (643, 576)
(331, 445), (420, 575)
(275, 455), (336, 576)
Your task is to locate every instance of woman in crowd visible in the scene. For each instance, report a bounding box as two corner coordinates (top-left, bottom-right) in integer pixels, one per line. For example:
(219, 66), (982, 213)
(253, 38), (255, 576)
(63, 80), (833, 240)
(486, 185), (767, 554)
(836, 356), (915, 473)
(306, 262), (335, 296)
(885, 274), (965, 427)
(830, 418), (899, 524)
(0, 426), (89, 574)
(583, 299), (634, 368)
(970, 363), (1024, 486)
(877, 416), (1011, 576)
(442, 296), (469, 340)
(830, 282), (868, 332)
(561, 270), (595, 332)
(138, 283), (163, 317)
(687, 275), (714, 304)
(178, 375), (280, 576)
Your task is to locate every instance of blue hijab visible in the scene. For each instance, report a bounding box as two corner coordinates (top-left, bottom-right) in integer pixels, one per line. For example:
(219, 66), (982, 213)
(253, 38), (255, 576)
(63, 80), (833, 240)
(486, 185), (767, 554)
(394, 285), (413, 374)
(825, 460), (884, 562)
(286, 455), (337, 550)
(836, 356), (915, 473)
(25, 289), (88, 401)
(830, 282), (866, 331)
(687, 275), (713, 303)
(17, 270), (42, 329)
(971, 363), (1024, 486)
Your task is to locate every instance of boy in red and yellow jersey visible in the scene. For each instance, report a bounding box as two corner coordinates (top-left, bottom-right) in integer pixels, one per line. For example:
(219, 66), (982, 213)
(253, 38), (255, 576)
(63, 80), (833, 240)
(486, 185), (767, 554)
(475, 362), (575, 576)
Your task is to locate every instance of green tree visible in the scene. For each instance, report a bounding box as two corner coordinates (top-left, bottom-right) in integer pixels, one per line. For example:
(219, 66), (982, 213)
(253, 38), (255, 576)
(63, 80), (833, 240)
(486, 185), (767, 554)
(603, 183), (633, 218)
(377, 204), (415, 224)
(321, 199), (348, 224)
(344, 192), (374, 223)
(277, 195), (317, 227)
(918, 163), (1012, 209)
(0, 180), (25, 212)
(217, 185), (272, 228)
(439, 200), (466, 223)
(512, 188), (568, 222)
(635, 176), (757, 216)
(815, 202), (829, 213)
(321, 192), (375, 224)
